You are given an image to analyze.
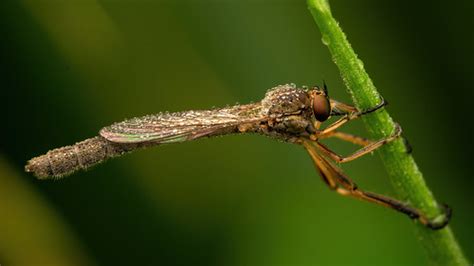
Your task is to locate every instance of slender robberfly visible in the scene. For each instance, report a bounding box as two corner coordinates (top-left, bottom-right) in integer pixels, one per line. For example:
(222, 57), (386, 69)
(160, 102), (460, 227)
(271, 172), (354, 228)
(25, 83), (450, 229)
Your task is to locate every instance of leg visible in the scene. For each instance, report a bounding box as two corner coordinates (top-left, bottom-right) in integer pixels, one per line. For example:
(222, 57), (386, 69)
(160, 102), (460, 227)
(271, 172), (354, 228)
(319, 97), (387, 135)
(329, 96), (387, 116)
(318, 131), (371, 146)
(317, 124), (402, 163)
(302, 140), (450, 230)
(329, 99), (357, 116)
(335, 186), (451, 230)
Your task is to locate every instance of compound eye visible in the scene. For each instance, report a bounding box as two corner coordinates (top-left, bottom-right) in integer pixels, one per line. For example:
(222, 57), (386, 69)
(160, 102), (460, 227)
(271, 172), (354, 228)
(313, 95), (331, 122)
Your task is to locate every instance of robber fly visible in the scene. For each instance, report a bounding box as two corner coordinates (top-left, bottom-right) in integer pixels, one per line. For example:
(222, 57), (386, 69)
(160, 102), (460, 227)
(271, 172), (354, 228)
(25, 83), (450, 229)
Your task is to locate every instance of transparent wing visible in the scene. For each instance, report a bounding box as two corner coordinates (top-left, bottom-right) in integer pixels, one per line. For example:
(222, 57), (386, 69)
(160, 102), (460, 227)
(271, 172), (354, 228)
(100, 103), (266, 144)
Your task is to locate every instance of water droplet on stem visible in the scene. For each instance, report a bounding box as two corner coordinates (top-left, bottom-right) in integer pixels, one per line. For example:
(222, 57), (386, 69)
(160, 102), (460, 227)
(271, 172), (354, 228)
(321, 34), (330, 45)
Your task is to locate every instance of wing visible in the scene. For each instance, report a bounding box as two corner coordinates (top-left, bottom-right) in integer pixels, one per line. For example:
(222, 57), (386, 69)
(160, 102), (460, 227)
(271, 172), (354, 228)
(100, 103), (266, 144)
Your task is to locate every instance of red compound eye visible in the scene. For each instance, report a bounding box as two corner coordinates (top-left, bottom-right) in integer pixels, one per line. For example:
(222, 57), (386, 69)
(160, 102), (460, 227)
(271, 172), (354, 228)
(313, 94), (331, 122)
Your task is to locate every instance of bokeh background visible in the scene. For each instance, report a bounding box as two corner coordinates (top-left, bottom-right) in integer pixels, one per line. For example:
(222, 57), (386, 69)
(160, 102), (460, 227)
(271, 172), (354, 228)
(1, 0), (472, 265)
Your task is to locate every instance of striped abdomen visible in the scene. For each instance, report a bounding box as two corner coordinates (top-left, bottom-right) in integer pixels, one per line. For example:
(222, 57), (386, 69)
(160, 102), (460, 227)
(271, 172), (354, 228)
(25, 136), (145, 179)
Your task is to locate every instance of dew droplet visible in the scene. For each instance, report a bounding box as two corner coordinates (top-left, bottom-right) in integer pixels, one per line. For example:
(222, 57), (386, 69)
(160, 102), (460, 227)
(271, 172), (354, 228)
(321, 34), (330, 46)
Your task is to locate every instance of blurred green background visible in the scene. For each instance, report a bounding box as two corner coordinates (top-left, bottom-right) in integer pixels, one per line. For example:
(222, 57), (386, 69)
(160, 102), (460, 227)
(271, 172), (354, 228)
(1, 0), (472, 265)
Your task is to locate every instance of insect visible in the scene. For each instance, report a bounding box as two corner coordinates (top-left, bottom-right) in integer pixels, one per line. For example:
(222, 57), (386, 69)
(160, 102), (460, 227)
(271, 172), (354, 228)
(25, 83), (450, 229)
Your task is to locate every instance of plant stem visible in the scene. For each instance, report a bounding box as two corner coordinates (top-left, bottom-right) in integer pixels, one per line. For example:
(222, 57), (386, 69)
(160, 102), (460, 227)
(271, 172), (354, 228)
(307, 0), (469, 265)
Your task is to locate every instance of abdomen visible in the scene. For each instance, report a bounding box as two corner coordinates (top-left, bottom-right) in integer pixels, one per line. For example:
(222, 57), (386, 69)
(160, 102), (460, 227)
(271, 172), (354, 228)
(25, 136), (143, 179)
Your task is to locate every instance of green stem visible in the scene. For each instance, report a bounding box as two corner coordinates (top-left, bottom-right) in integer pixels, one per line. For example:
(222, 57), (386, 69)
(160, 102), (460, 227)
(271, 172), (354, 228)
(307, 0), (469, 265)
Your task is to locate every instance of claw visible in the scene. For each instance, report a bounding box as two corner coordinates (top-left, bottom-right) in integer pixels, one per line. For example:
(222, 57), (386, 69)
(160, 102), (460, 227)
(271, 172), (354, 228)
(402, 136), (413, 154)
(423, 204), (452, 230)
(358, 95), (387, 116)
